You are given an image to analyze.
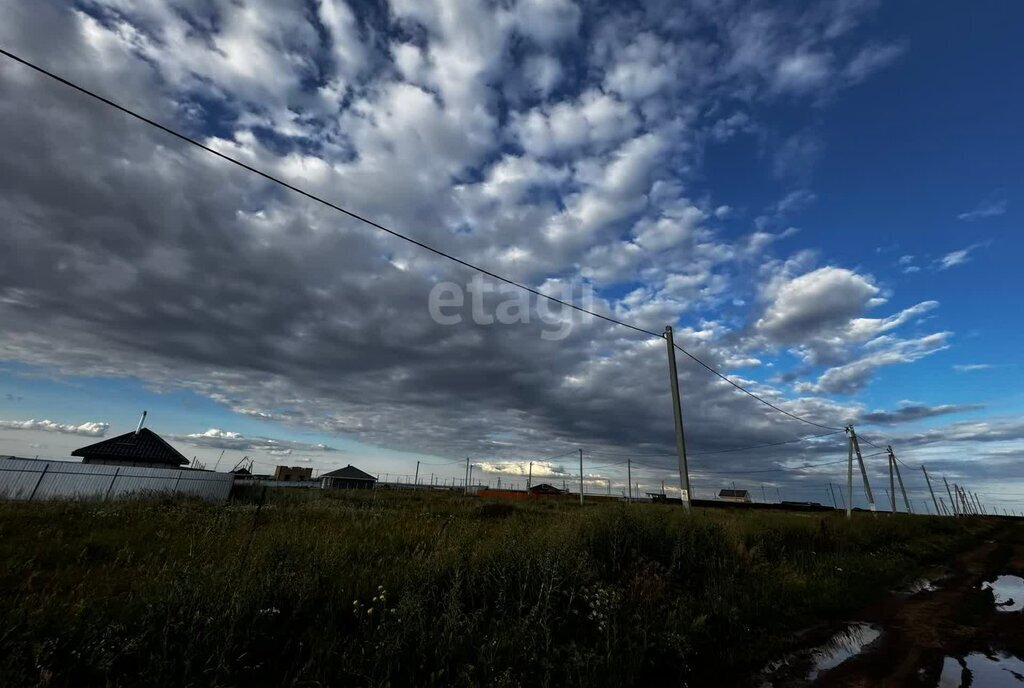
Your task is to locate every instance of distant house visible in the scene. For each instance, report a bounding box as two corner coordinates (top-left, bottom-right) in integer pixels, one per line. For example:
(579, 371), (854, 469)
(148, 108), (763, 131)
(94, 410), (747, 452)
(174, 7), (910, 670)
(273, 465), (314, 482)
(528, 483), (566, 496)
(320, 465), (377, 490)
(718, 488), (751, 503)
(72, 428), (189, 468)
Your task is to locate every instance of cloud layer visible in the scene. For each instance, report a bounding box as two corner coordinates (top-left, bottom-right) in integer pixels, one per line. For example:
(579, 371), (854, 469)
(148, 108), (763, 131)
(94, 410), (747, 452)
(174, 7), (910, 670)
(0, 0), (992, 500)
(0, 419), (110, 437)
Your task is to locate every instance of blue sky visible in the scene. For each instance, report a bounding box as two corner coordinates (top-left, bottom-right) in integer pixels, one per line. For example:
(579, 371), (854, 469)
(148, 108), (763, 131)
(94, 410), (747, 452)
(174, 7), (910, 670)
(0, 0), (1021, 509)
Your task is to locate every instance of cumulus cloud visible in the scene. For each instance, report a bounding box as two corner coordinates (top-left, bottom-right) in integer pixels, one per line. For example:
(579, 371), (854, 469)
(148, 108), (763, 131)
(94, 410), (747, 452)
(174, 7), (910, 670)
(0, 419), (109, 437)
(799, 332), (951, 395)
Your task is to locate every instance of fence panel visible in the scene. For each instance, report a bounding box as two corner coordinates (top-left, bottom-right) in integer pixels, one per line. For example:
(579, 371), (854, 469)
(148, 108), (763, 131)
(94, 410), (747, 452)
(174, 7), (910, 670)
(0, 458), (233, 502)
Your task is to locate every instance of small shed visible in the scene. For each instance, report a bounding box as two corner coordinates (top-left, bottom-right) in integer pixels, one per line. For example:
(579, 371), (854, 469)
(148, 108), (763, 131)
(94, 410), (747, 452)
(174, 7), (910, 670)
(718, 488), (751, 503)
(72, 428), (189, 468)
(320, 465), (377, 490)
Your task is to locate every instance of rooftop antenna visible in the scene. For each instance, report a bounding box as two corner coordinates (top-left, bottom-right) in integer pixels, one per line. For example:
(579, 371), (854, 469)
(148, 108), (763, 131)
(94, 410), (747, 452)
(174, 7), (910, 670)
(135, 410), (147, 435)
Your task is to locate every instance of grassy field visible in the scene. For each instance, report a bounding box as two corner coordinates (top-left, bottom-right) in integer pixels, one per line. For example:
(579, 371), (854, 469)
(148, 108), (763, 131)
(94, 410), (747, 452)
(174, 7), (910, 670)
(0, 489), (991, 687)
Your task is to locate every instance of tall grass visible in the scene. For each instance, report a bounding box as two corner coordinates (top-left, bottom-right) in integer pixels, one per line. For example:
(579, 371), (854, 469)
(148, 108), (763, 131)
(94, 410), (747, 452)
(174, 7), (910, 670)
(0, 490), (987, 687)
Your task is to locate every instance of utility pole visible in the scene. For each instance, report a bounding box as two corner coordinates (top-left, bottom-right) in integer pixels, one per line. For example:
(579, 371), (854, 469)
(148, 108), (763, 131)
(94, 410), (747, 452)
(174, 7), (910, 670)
(664, 326), (692, 510)
(662, 479), (666, 495)
(922, 466), (941, 516)
(468, 463), (474, 493)
(528, 461), (533, 491)
(848, 426), (875, 514)
(973, 492), (984, 515)
(888, 446), (912, 513)
(828, 482), (838, 509)
(884, 448), (892, 513)
(579, 449), (584, 506)
(761, 483), (768, 503)
(627, 458), (632, 502)
(943, 477), (958, 516)
(414, 461), (420, 486)
(464, 457), (470, 494)
(846, 428), (854, 518)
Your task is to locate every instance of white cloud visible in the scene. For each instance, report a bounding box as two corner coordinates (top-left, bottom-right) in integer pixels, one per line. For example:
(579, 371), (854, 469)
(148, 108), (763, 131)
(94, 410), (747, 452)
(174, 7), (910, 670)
(953, 363), (994, 372)
(935, 243), (988, 270)
(0, 419), (109, 437)
(844, 42), (907, 82)
(177, 428), (336, 454)
(957, 198), (1007, 222)
(800, 332), (951, 395)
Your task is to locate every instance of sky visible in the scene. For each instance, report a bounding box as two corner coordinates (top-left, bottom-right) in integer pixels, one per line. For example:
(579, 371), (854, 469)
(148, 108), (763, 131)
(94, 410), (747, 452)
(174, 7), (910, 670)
(0, 0), (1021, 510)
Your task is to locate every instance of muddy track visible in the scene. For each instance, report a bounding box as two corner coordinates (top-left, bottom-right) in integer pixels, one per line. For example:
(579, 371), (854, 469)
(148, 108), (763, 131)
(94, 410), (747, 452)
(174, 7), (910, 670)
(815, 521), (1024, 687)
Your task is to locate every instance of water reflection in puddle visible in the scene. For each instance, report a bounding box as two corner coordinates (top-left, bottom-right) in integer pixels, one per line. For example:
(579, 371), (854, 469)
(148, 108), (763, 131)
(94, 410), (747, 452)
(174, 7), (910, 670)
(760, 623), (881, 686)
(808, 623), (881, 680)
(981, 575), (1024, 612)
(903, 578), (939, 595)
(937, 652), (1024, 687)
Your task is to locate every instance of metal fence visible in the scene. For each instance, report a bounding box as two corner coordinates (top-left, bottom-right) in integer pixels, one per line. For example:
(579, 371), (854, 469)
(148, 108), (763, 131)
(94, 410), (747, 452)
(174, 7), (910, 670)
(0, 457), (234, 502)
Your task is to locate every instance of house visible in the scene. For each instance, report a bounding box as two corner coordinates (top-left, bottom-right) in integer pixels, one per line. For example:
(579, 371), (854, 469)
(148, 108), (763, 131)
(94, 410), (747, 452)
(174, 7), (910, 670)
(320, 465), (377, 490)
(273, 465), (314, 482)
(72, 426), (189, 468)
(528, 483), (566, 496)
(718, 488), (751, 503)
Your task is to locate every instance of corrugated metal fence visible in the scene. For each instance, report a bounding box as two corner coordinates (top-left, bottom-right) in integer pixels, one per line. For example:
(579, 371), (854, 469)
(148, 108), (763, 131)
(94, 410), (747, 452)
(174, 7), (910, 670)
(0, 458), (233, 502)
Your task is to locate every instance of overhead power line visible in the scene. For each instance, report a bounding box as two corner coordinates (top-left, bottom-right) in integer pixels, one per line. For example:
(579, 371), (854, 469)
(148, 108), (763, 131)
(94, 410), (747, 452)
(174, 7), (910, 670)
(0, 47), (842, 434)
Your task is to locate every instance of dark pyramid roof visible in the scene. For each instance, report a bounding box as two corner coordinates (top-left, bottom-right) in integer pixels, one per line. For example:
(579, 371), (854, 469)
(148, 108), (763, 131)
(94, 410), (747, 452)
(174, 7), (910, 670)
(529, 483), (566, 494)
(321, 465), (376, 481)
(72, 428), (189, 466)
(719, 489), (749, 498)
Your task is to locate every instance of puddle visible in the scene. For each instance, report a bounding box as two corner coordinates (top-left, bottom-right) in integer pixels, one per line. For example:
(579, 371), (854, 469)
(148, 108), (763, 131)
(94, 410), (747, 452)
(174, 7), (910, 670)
(937, 652), (1024, 687)
(981, 575), (1024, 612)
(759, 623), (882, 686)
(901, 578), (940, 595)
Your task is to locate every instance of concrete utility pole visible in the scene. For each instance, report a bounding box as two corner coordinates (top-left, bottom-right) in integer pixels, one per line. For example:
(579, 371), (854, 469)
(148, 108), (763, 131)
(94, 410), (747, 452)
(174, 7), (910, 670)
(889, 447), (912, 513)
(664, 326), (692, 511)
(414, 461), (420, 486)
(973, 492), (984, 515)
(943, 477), (958, 516)
(828, 482), (838, 509)
(468, 463), (474, 494)
(922, 466), (941, 516)
(762, 483), (768, 503)
(528, 461), (533, 491)
(464, 457), (470, 493)
(846, 429), (854, 519)
(849, 426), (875, 514)
(579, 449), (584, 506)
(888, 450), (897, 514)
(627, 458), (632, 502)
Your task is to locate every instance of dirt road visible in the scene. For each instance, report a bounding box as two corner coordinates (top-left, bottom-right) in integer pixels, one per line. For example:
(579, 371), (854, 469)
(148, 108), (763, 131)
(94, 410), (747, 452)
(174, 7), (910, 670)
(761, 520), (1024, 687)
